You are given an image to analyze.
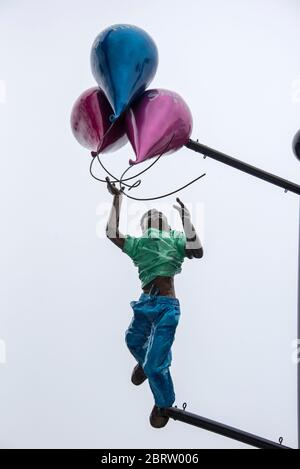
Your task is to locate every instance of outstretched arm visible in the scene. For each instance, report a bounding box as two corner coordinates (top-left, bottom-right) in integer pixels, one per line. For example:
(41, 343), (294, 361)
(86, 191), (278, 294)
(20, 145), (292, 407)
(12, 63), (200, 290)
(106, 177), (125, 250)
(173, 197), (204, 259)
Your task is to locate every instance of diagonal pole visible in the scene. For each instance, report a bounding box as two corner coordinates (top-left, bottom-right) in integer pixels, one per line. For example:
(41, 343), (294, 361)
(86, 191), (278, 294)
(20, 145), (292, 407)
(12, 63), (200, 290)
(164, 407), (291, 449)
(185, 139), (300, 195)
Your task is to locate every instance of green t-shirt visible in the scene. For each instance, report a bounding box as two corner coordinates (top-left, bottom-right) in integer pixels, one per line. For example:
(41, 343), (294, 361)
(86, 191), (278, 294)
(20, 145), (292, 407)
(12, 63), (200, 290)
(122, 227), (187, 288)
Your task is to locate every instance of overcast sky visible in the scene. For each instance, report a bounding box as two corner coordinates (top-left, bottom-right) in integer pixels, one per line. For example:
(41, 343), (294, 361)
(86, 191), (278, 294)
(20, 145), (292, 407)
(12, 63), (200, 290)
(0, 0), (300, 449)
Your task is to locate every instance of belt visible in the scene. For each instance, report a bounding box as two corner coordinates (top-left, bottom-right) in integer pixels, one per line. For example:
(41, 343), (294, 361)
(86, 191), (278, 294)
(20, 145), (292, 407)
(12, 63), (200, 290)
(148, 284), (160, 296)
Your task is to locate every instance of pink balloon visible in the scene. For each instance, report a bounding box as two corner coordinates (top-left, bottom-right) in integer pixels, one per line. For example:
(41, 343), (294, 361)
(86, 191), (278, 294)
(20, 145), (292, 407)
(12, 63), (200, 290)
(70, 87), (128, 153)
(125, 89), (193, 165)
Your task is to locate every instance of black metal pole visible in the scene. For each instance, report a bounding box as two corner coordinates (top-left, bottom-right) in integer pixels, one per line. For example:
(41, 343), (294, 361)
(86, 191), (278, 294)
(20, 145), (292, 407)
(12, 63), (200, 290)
(164, 407), (291, 449)
(185, 139), (300, 195)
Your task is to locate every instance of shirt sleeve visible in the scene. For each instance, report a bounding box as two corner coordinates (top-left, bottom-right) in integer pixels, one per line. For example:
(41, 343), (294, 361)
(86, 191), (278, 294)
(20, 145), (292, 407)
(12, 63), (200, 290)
(122, 234), (140, 260)
(171, 230), (187, 259)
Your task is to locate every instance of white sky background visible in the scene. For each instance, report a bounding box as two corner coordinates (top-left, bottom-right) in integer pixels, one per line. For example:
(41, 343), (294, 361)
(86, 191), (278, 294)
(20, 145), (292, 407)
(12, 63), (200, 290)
(0, 0), (300, 449)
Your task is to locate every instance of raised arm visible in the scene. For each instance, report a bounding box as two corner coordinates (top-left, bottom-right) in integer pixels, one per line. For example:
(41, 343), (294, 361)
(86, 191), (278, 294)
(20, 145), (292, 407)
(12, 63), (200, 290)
(105, 177), (125, 250)
(173, 197), (204, 259)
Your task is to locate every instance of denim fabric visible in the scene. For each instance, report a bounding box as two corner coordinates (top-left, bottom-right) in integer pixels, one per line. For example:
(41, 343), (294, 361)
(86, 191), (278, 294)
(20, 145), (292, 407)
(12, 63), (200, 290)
(125, 292), (181, 408)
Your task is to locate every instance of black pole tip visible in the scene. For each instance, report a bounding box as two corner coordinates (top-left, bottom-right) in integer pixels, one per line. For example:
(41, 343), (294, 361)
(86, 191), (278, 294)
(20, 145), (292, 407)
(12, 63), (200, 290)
(292, 130), (300, 161)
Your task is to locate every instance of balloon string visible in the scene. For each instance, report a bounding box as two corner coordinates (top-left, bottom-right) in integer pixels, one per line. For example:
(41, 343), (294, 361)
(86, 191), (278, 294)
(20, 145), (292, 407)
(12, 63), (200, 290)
(91, 118), (116, 157)
(89, 134), (175, 186)
(89, 143), (165, 186)
(89, 134), (206, 201)
(119, 172), (206, 201)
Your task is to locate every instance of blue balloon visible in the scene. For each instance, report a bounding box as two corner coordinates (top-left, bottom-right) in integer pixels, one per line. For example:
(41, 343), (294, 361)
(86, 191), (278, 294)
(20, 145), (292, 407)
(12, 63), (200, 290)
(90, 24), (158, 121)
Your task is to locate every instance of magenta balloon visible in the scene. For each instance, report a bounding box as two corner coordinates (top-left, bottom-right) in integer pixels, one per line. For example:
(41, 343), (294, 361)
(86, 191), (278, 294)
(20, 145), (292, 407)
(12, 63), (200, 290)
(70, 87), (128, 153)
(125, 89), (193, 165)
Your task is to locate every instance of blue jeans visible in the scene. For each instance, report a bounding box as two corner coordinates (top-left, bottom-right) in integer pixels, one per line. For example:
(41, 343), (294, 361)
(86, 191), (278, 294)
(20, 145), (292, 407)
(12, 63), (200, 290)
(125, 292), (181, 408)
